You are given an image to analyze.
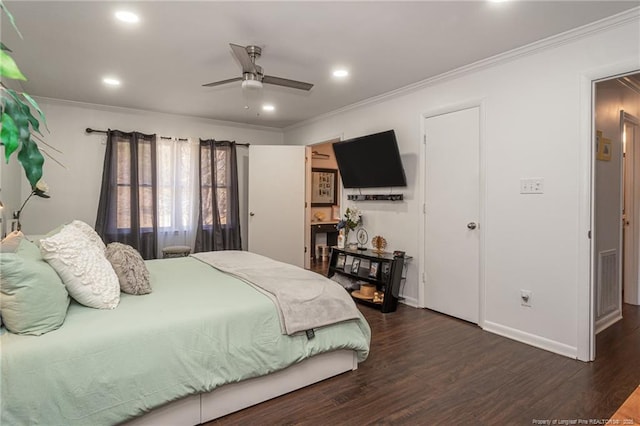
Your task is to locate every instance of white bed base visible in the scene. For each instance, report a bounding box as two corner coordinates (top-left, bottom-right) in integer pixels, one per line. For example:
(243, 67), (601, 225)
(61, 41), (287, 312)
(124, 349), (358, 426)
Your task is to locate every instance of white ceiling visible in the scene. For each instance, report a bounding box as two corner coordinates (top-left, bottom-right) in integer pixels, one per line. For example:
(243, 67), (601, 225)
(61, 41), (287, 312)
(3, 1), (637, 128)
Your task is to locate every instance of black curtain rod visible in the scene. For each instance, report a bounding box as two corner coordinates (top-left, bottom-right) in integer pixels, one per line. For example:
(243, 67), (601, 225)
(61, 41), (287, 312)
(85, 128), (250, 146)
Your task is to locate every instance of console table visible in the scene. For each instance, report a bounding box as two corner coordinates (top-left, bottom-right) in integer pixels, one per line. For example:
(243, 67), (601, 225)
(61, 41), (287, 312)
(310, 221), (339, 260)
(327, 247), (405, 313)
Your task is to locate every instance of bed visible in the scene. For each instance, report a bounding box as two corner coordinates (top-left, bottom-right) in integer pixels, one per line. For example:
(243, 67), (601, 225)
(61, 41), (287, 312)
(1, 250), (371, 425)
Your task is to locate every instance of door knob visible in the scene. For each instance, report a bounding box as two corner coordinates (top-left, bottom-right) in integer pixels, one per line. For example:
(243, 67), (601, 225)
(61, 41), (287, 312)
(249, 212), (255, 217)
(467, 222), (477, 230)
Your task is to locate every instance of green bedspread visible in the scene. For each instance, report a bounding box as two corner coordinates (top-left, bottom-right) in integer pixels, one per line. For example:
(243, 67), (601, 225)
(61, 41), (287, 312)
(1, 257), (371, 425)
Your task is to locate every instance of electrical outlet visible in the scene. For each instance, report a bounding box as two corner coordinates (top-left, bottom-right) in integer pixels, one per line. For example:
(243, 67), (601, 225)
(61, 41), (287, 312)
(531, 178), (544, 194)
(520, 290), (532, 307)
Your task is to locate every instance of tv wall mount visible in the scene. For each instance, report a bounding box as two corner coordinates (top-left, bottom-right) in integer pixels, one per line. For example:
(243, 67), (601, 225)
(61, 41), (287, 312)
(347, 194), (403, 201)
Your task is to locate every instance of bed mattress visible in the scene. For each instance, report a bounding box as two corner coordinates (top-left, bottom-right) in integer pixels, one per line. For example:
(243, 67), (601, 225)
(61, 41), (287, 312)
(1, 256), (370, 425)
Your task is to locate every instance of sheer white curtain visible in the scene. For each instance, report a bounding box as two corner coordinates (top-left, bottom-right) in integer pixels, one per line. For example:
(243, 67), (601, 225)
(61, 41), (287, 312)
(155, 137), (199, 257)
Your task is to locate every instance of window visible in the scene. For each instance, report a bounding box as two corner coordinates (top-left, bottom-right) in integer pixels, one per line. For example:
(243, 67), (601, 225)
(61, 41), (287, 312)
(156, 138), (198, 231)
(195, 139), (241, 251)
(200, 145), (229, 226)
(97, 131), (240, 257)
(115, 136), (154, 230)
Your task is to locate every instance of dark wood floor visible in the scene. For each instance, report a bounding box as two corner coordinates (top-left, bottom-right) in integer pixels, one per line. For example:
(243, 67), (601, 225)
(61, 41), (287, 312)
(208, 262), (640, 425)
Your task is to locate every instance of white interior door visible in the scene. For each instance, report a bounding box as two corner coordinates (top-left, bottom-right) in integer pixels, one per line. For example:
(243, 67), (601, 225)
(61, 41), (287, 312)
(623, 112), (640, 305)
(248, 145), (306, 267)
(424, 106), (481, 324)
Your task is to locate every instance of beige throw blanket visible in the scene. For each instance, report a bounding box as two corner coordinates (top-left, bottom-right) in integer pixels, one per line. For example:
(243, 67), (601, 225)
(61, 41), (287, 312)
(192, 251), (361, 335)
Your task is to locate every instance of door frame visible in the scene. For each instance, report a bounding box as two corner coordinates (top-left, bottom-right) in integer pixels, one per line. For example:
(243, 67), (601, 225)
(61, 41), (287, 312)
(418, 99), (487, 328)
(622, 111), (640, 305)
(578, 61), (640, 362)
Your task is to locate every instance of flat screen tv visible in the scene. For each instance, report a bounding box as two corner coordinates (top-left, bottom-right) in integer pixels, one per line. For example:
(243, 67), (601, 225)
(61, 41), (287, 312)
(332, 130), (407, 188)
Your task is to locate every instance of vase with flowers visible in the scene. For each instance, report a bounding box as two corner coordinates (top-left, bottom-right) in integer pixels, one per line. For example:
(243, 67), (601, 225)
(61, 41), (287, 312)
(336, 207), (362, 248)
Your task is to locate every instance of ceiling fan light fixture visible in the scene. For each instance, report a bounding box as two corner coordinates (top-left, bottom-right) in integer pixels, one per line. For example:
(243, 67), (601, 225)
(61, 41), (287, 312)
(242, 79), (263, 90)
(115, 11), (139, 23)
(103, 77), (121, 86)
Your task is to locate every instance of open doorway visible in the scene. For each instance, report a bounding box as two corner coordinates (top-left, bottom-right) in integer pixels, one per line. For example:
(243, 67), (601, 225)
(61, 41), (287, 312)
(307, 139), (341, 273)
(593, 73), (640, 348)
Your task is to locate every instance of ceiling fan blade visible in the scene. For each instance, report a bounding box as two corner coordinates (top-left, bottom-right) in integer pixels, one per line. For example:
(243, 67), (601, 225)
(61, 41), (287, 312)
(230, 43), (257, 74)
(263, 75), (314, 91)
(202, 76), (243, 87)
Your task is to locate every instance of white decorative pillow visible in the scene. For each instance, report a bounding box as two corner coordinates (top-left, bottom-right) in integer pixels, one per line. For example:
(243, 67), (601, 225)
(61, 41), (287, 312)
(105, 242), (152, 295)
(67, 220), (106, 252)
(40, 225), (119, 309)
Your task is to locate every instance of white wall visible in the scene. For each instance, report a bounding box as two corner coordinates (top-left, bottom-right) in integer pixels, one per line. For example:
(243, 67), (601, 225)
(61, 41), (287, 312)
(284, 15), (640, 356)
(0, 150), (22, 237)
(0, 80), (27, 237)
(18, 98), (284, 248)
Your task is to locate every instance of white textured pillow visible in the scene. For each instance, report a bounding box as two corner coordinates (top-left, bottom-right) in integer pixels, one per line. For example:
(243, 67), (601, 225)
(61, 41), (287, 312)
(67, 220), (106, 252)
(40, 225), (119, 309)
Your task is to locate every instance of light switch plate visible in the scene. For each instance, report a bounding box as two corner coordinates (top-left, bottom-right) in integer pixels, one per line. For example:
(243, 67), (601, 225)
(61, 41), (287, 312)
(520, 178), (544, 194)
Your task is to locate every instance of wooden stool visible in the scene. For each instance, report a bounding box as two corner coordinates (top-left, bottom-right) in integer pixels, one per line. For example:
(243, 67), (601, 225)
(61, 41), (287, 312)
(162, 245), (191, 258)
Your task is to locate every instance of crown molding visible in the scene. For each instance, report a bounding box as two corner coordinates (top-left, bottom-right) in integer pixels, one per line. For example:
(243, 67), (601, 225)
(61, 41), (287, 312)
(34, 96), (284, 134)
(284, 6), (640, 133)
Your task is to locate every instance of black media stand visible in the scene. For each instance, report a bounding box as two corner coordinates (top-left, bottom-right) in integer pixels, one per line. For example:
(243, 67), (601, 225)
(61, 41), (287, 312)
(327, 247), (405, 313)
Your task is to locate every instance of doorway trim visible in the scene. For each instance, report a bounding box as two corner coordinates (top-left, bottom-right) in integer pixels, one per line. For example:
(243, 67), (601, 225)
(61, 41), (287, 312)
(578, 61), (640, 362)
(418, 98), (486, 328)
(622, 111), (640, 306)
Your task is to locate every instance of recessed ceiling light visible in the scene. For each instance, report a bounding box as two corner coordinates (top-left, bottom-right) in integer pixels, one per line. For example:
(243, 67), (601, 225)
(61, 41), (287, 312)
(103, 77), (121, 86)
(333, 69), (349, 78)
(115, 11), (139, 23)
(262, 104), (275, 112)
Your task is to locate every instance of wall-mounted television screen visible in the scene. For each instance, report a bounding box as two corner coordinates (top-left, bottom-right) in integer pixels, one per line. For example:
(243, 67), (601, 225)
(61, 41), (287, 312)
(332, 130), (407, 188)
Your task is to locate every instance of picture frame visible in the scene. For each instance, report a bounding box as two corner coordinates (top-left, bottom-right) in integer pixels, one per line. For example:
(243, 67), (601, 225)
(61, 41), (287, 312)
(311, 168), (338, 207)
(381, 263), (391, 281)
(336, 253), (346, 269)
(597, 136), (612, 161)
(369, 261), (379, 278)
(351, 258), (361, 274)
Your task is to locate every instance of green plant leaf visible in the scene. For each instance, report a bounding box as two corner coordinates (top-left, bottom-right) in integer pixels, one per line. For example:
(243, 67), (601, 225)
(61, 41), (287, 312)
(0, 50), (26, 80)
(1, 112), (19, 162)
(16, 94), (41, 135)
(17, 137), (44, 188)
(0, 42), (12, 52)
(0, 1), (22, 39)
(3, 95), (30, 147)
(6, 89), (45, 135)
(22, 93), (47, 131)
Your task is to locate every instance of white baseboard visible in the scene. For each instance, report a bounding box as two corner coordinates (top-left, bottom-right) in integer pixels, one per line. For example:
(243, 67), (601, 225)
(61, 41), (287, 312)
(595, 310), (623, 334)
(399, 296), (419, 308)
(483, 321), (577, 359)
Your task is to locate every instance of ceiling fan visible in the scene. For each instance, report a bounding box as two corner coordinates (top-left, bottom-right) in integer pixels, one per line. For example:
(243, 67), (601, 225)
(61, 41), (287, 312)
(202, 44), (314, 91)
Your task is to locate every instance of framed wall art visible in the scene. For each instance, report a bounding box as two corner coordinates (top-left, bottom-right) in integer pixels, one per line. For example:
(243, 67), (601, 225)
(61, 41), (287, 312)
(311, 168), (338, 206)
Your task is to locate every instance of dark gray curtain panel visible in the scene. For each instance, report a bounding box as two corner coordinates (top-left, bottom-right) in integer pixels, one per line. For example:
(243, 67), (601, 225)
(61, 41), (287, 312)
(95, 130), (159, 259)
(194, 139), (242, 252)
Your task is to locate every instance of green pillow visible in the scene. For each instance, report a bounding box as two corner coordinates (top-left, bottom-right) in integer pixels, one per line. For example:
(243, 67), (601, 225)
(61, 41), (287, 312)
(0, 239), (70, 335)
